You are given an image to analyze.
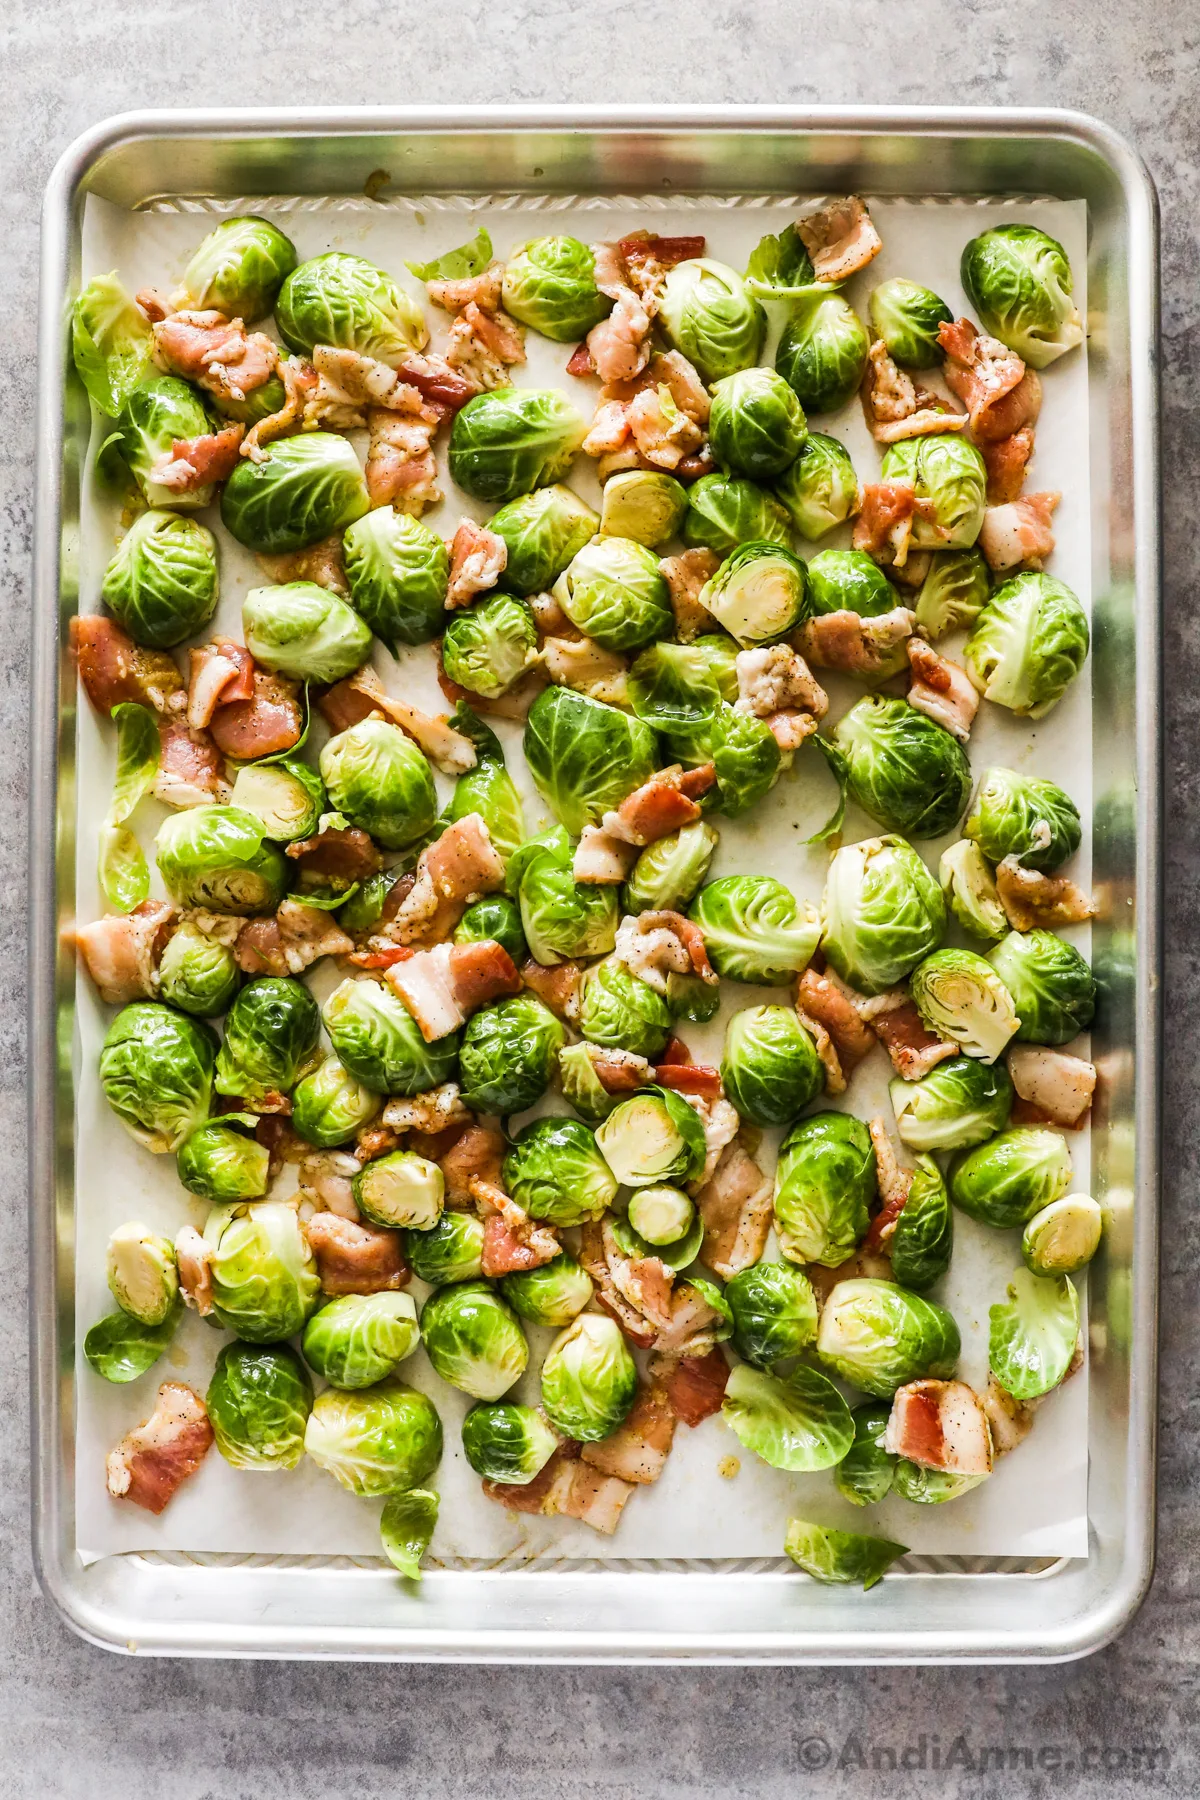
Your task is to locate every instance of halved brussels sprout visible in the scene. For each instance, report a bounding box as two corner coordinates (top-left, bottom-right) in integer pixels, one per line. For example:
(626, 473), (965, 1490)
(448, 387), (587, 503)
(726, 1260), (818, 1369)
(207, 1341), (312, 1469)
(987, 930), (1096, 1045)
(914, 548), (992, 641)
(868, 278), (953, 369)
(721, 1005), (824, 1128)
(657, 258), (765, 383)
(508, 827), (619, 965)
(1022, 1193), (1103, 1276)
(380, 1488), (440, 1581)
(71, 273), (155, 416)
(276, 251), (426, 361)
(960, 224), (1083, 368)
(599, 470), (688, 548)
(890, 1056), (1012, 1154)
(540, 1312), (637, 1441)
(816, 1278), (961, 1399)
(221, 432), (370, 554)
(503, 1116), (616, 1226)
(889, 1156), (954, 1292)
(881, 436), (988, 551)
(204, 1199), (321, 1342)
(579, 959), (672, 1061)
(323, 978), (460, 1096)
(459, 993), (565, 1115)
(698, 540), (810, 647)
(965, 767), (1082, 873)
(354, 1151), (444, 1230)
(523, 688), (657, 839)
(304, 1380), (443, 1497)
(627, 1184), (696, 1247)
(157, 806), (289, 916)
(892, 1461), (985, 1505)
(291, 1056), (382, 1149)
(690, 875), (820, 984)
(106, 1222), (179, 1326)
(242, 582), (373, 684)
(215, 976), (321, 1103)
(461, 1402), (561, 1484)
(784, 1519), (908, 1589)
(177, 1119), (271, 1202)
(721, 1361), (853, 1472)
(682, 472), (792, 556)
(834, 1402), (896, 1507)
(501, 1254), (594, 1327)
(420, 1281), (529, 1400)
(302, 1291), (421, 1389)
(488, 485), (599, 594)
(949, 1125), (1073, 1229)
(709, 368), (807, 480)
(776, 293), (870, 414)
(708, 701), (784, 817)
(99, 1003), (216, 1153)
(342, 507), (450, 649)
(832, 696), (973, 840)
(820, 835), (946, 997)
(442, 593), (538, 699)
(229, 758), (325, 847)
(502, 236), (611, 340)
(939, 839), (1007, 942)
(806, 548), (901, 620)
(774, 1111), (875, 1268)
(455, 894), (527, 965)
(552, 535), (672, 653)
(448, 743), (525, 870)
(624, 821), (719, 916)
(100, 510), (219, 649)
(595, 1087), (708, 1189)
(963, 573), (1090, 718)
(989, 1268), (1080, 1400)
(404, 1211), (487, 1287)
(910, 947), (1021, 1063)
(157, 920), (241, 1017)
(84, 1307), (180, 1384)
(319, 718), (437, 850)
(118, 376), (216, 509)
(182, 215), (297, 321)
(773, 432), (859, 541)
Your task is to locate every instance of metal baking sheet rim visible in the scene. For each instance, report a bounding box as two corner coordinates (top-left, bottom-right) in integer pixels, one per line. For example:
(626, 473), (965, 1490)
(29, 105), (1162, 1664)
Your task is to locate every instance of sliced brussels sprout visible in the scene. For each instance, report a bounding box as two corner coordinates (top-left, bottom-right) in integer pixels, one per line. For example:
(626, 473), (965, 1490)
(354, 1151), (445, 1230)
(502, 236), (612, 340)
(989, 1268), (1080, 1400)
(949, 1126), (1073, 1229)
(579, 959), (672, 1061)
(276, 251), (426, 360)
(709, 368), (807, 480)
(229, 757), (325, 846)
(776, 292), (870, 414)
(204, 1199), (321, 1342)
(726, 1260), (818, 1369)
(868, 278), (953, 369)
(773, 432), (859, 541)
(100, 510), (219, 649)
(682, 472), (792, 556)
(816, 1278), (961, 1399)
(624, 821), (719, 916)
(214, 976), (321, 1104)
(690, 875), (820, 984)
(523, 689), (657, 839)
(501, 1254), (594, 1327)
(834, 1402), (897, 1507)
(323, 978), (460, 1096)
(987, 930), (1096, 1045)
(342, 507), (450, 650)
(106, 1222), (179, 1326)
(177, 1119), (271, 1202)
(698, 540), (810, 647)
(721, 1361), (853, 1472)
(404, 1211), (486, 1289)
(420, 1281), (529, 1400)
(461, 1402), (561, 1484)
(508, 827), (619, 965)
(774, 1111), (875, 1268)
(720, 1005), (824, 1128)
(657, 258), (765, 383)
(965, 767), (1082, 873)
(540, 1312), (638, 1441)
(626, 1184), (696, 1248)
(890, 1056), (1012, 1154)
(594, 1087), (708, 1189)
(98, 1003), (216, 1153)
(97, 701), (160, 914)
(71, 272), (155, 416)
(913, 548), (992, 641)
(157, 920), (242, 1018)
(304, 1380), (443, 1497)
(380, 1488), (440, 1581)
(221, 432), (370, 554)
(488, 485), (598, 595)
(609, 1209), (705, 1273)
(963, 573), (1090, 718)
(1022, 1193), (1103, 1277)
(832, 696), (973, 840)
(939, 839), (1008, 943)
(889, 1156), (954, 1292)
(156, 805), (289, 915)
(454, 894), (527, 965)
(302, 1291), (421, 1390)
(117, 375), (216, 509)
(459, 993), (565, 1114)
(242, 582), (372, 684)
(503, 1116), (616, 1226)
(442, 593), (538, 699)
(892, 1461), (986, 1505)
(784, 1519), (908, 1589)
(448, 745), (525, 870)
(319, 718), (437, 850)
(182, 215), (297, 321)
(448, 387), (588, 504)
(881, 436), (988, 551)
(820, 835), (946, 997)
(207, 1341), (312, 1469)
(599, 470), (688, 548)
(961, 224), (1083, 368)
(910, 947), (1021, 1063)
(84, 1305), (181, 1384)
(558, 1042), (622, 1125)
(708, 701), (783, 817)
(552, 535), (672, 653)
(806, 548), (901, 620)
(291, 1056), (382, 1149)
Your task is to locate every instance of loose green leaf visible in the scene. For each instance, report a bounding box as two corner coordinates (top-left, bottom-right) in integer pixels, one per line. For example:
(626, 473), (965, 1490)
(806, 737), (848, 845)
(98, 702), (160, 911)
(784, 1518), (908, 1589)
(72, 273), (156, 416)
(405, 228), (493, 284)
(380, 1488), (440, 1580)
(745, 223), (820, 301)
(84, 1299), (182, 1383)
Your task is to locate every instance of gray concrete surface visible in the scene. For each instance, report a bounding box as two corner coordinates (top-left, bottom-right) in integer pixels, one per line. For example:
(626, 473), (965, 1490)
(2, 2), (1195, 1794)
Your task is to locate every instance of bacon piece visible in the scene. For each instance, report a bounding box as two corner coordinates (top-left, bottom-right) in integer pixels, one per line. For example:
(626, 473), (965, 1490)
(135, 288), (170, 323)
(852, 480), (945, 569)
(393, 351), (477, 414)
(481, 1209), (559, 1277)
(995, 857), (1096, 932)
(451, 939), (522, 1011)
(105, 1382), (213, 1514)
(566, 341), (595, 377)
(682, 1093), (742, 1193)
(72, 616), (185, 717)
(734, 644), (828, 747)
(482, 1443), (578, 1513)
(286, 823), (382, 887)
(580, 1384), (676, 1485)
(659, 1036), (691, 1066)
(1006, 1046), (1096, 1128)
(542, 634), (628, 707)
(208, 669), (304, 761)
(439, 1123), (507, 1206)
(884, 1379), (993, 1477)
(939, 318), (1043, 442)
(427, 263), (506, 314)
(796, 968), (876, 1080)
(365, 404), (441, 514)
(174, 1225), (214, 1316)
(257, 535), (349, 595)
(302, 346), (437, 428)
(979, 493), (1060, 573)
(356, 1122), (401, 1163)
(906, 639), (979, 743)
(445, 518), (507, 608)
(861, 340), (967, 443)
(574, 768), (713, 883)
(380, 814), (506, 947)
(298, 1149), (362, 1219)
(601, 1218), (675, 1332)
(380, 1083), (472, 1136)
(797, 607), (916, 679)
(306, 1211), (409, 1295)
(586, 286), (653, 385)
(234, 900), (353, 977)
(661, 1347), (729, 1426)
(150, 423), (245, 494)
(578, 1222), (659, 1349)
(474, 1175), (560, 1261)
(654, 1278), (727, 1356)
(385, 939), (520, 1042)
(186, 639), (255, 729)
(588, 1045), (653, 1093)
(75, 900), (176, 1004)
(154, 717), (230, 807)
(654, 1063), (723, 1097)
(982, 1376), (1036, 1457)
(318, 666), (475, 775)
(612, 909), (717, 997)
(981, 427), (1036, 505)
(863, 1118), (912, 1253)
(695, 1141), (773, 1279)
(257, 1114), (308, 1178)
(153, 309), (277, 405)
(659, 548), (718, 642)
(445, 302), (527, 391)
(797, 196), (881, 282)
(486, 1450), (635, 1536)
(520, 957), (582, 1021)
(858, 991), (957, 1081)
(573, 825), (637, 885)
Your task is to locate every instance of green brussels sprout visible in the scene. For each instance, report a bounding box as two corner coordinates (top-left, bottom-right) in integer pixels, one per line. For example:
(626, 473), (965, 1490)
(488, 485), (599, 594)
(228, 759), (326, 848)
(442, 593), (538, 699)
(892, 1461), (986, 1505)
(117, 375), (216, 509)
(698, 540), (810, 647)
(204, 1199), (321, 1342)
(404, 1211), (486, 1287)
(965, 767), (1082, 873)
(323, 978), (460, 1096)
(881, 436), (988, 551)
(182, 215), (297, 321)
(83, 1305), (181, 1384)
(420, 1281), (529, 1400)
(319, 719), (437, 850)
(960, 224), (1083, 368)
(745, 219), (816, 299)
(726, 1260), (818, 1369)
(276, 251), (426, 361)
(207, 1341), (312, 1469)
(461, 1402), (561, 1484)
(1022, 1194), (1103, 1276)
(665, 970), (722, 1027)
(609, 1209), (704, 1273)
(816, 1278), (961, 1399)
(949, 1125), (1073, 1229)
(806, 548), (901, 620)
(889, 1156), (954, 1291)
(722, 1361), (853, 1471)
(523, 689), (657, 839)
(963, 572), (1089, 718)
(939, 839), (1007, 942)
(773, 433), (860, 541)
(832, 696), (972, 840)
(342, 507), (449, 649)
(657, 258), (765, 382)
(215, 976), (321, 1103)
(106, 1222), (179, 1325)
(910, 947), (1021, 1063)
(627, 640), (721, 762)
(626, 1184), (695, 1247)
(455, 894), (527, 965)
(354, 1150), (444, 1229)
(708, 368), (808, 480)
(868, 278), (953, 369)
(540, 1313), (637, 1441)
(502, 236), (611, 340)
(291, 1056), (382, 1149)
(683, 472), (792, 556)
(784, 1518), (908, 1588)
(503, 1116), (617, 1226)
(211, 371), (290, 428)
(820, 835), (946, 996)
(624, 821), (718, 917)
(99, 1003), (216, 1152)
(989, 1268), (1080, 1400)
(890, 1056), (1012, 1154)
(707, 702), (783, 818)
(71, 272), (154, 416)
(221, 432), (370, 554)
(304, 1379), (443, 1496)
(579, 959), (672, 1060)
(594, 1086), (708, 1189)
(99, 510), (219, 649)
(459, 993), (566, 1115)
(987, 930), (1096, 1044)
(720, 1005), (824, 1128)
(690, 875), (820, 985)
(558, 1042), (624, 1124)
(599, 470), (688, 548)
(774, 1111), (875, 1267)
(156, 806), (289, 915)
(302, 1291), (421, 1389)
(776, 293), (870, 414)
(834, 1402), (896, 1507)
(242, 582), (373, 683)
(914, 548), (992, 641)
(501, 1254), (594, 1327)
(447, 743), (525, 870)
(448, 387), (587, 504)
(380, 1488), (439, 1581)
(177, 1119), (270, 1201)
(157, 921), (241, 1018)
(508, 827), (619, 965)
(552, 535), (672, 653)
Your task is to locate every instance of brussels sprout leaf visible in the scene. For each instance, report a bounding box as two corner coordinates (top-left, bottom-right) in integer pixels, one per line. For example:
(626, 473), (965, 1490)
(448, 700), (504, 762)
(805, 736), (848, 845)
(71, 273), (156, 416)
(405, 229), (494, 284)
(98, 702), (160, 911)
(745, 224), (819, 301)
(84, 1299), (182, 1383)
(784, 1519), (908, 1589)
(380, 1488), (440, 1580)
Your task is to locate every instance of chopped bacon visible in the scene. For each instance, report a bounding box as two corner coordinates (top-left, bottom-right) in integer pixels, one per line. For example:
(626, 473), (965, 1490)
(580, 1384), (676, 1485)
(482, 1444), (579, 1516)
(450, 939), (523, 1011)
(286, 823), (382, 887)
(385, 938), (520, 1041)
(234, 901), (353, 977)
(796, 968), (876, 1080)
(695, 1141), (773, 1279)
(661, 1347), (730, 1426)
(654, 1063), (723, 1097)
(588, 1045), (653, 1093)
(602, 1217), (675, 1332)
(542, 634), (628, 707)
(300, 346), (435, 428)
(154, 717), (230, 807)
(439, 1123), (507, 1207)
(437, 655), (547, 723)
(735, 643), (828, 729)
(797, 196), (882, 282)
(682, 1092), (741, 1193)
(981, 427), (1037, 505)
(1006, 1046), (1096, 1128)
(939, 317), (1043, 442)
(520, 956), (582, 1020)
(134, 288), (171, 323)
(306, 1211), (409, 1295)
(445, 302), (527, 391)
(380, 1083), (472, 1136)
(379, 814), (506, 947)
(852, 480), (944, 569)
(566, 341), (595, 377)
(481, 1209), (559, 1277)
(445, 518), (507, 608)
(573, 824), (638, 885)
(618, 231), (706, 269)
(257, 534), (349, 595)
(208, 669), (304, 761)
(428, 263), (506, 314)
(906, 639), (979, 743)
(654, 1277), (727, 1356)
(884, 1379), (993, 1477)
(366, 405), (441, 514)
(482, 1449), (635, 1535)
(979, 492), (1060, 573)
(982, 1375), (1036, 1457)
(318, 666), (476, 776)
(658, 1036), (692, 1066)
(796, 1003), (846, 1095)
(858, 991), (957, 1081)
(573, 766), (714, 884)
(355, 1122), (401, 1163)
(236, 352), (312, 460)
(995, 856), (1096, 932)
(75, 900), (176, 1005)
(579, 1221), (659, 1349)
(584, 351), (711, 468)
(628, 380), (705, 470)
(152, 309), (277, 406)
(861, 340), (967, 443)
(798, 607), (916, 679)
(298, 1149), (362, 1219)
(611, 909), (717, 998)
(659, 547), (718, 642)
(105, 1382), (213, 1514)
(474, 1176), (560, 1262)
(393, 351), (477, 414)
(863, 1118), (912, 1253)
(71, 616), (186, 717)
(586, 287), (653, 386)
(186, 639), (255, 730)
(174, 1226), (214, 1317)
(150, 422), (245, 494)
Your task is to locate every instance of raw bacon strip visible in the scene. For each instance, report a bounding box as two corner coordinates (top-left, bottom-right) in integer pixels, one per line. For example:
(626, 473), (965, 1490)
(439, 1124), (507, 1207)
(306, 1212), (409, 1295)
(612, 910), (717, 994)
(981, 427), (1036, 505)
(797, 197), (881, 282)
(1006, 1046), (1096, 1128)
(659, 1347), (730, 1426)
(446, 519), (507, 608)
(154, 718), (231, 807)
(695, 1142), (773, 1279)
(796, 968), (875, 1079)
(520, 957), (582, 1023)
(482, 1445), (579, 1516)
(862, 1118), (912, 1254)
(906, 639), (979, 744)
(385, 939), (521, 1042)
(995, 856), (1096, 932)
(152, 310), (277, 405)
(366, 405), (442, 514)
(939, 317), (1042, 442)
(660, 548), (718, 642)
(318, 666), (476, 775)
(481, 1210), (559, 1277)
(884, 1379), (993, 1476)
(861, 340), (967, 443)
(797, 608), (916, 679)
(234, 901), (353, 977)
(654, 1063), (723, 1097)
(580, 1384), (676, 1485)
(857, 991), (957, 1081)
(380, 814), (506, 948)
(187, 639), (255, 729)
(380, 1084), (472, 1136)
(394, 352), (477, 413)
(150, 423), (245, 494)
(589, 1046), (653, 1093)
(566, 342), (595, 377)
(617, 232), (706, 268)
(175, 1226), (214, 1316)
(286, 824), (382, 885)
(979, 493), (1060, 573)
(75, 900), (176, 1005)
(257, 535), (349, 595)
(105, 1382), (213, 1515)
(208, 668), (304, 761)
(982, 1376), (1036, 1457)
(72, 616), (186, 717)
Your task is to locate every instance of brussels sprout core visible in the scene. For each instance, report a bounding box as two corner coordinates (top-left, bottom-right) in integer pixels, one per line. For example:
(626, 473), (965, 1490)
(595, 1088), (707, 1189)
(1021, 1194), (1103, 1276)
(698, 541), (810, 647)
(353, 1151), (445, 1230)
(106, 1222), (179, 1326)
(627, 1184), (696, 1247)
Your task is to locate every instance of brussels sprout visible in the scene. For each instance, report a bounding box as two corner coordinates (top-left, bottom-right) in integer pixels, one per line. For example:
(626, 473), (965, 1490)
(627, 1184), (695, 1248)
(882, 436), (988, 552)
(683, 472), (792, 556)
(709, 369), (808, 481)
(665, 971), (723, 1027)
(708, 702), (784, 817)
(989, 1268), (1080, 1400)
(117, 376), (216, 509)
(598, 470), (688, 548)
(523, 688), (657, 839)
(84, 1306), (181, 1384)
(156, 920), (241, 1018)
(868, 278), (953, 369)
(214, 976), (321, 1103)
(820, 835), (946, 996)
(540, 1312), (637, 1441)
(776, 292), (870, 414)
(949, 1125), (1073, 1229)
(965, 767), (1082, 873)
(910, 947), (1021, 1064)
(558, 1042), (623, 1124)
(578, 959), (672, 1061)
(449, 387), (587, 504)
(832, 696), (973, 840)
(302, 1291), (421, 1389)
(221, 432), (370, 555)
(156, 806), (288, 915)
(447, 745), (525, 870)
(461, 1402), (561, 1484)
(503, 1116), (616, 1226)
(96, 701), (159, 913)
(341, 507), (449, 649)
(442, 593), (538, 699)
(71, 272), (154, 416)
(99, 1003), (216, 1153)
(914, 548), (992, 641)
(774, 1111), (874, 1267)
(380, 1488), (440, 1581)
(291, 1056), (382, 1150)
(100, 510), (219, 649)
(229, 758), (326, 847)
(488, 485), (599, 594)
(744, 220), (817, 299)
(1022, 1194), (1103, 1276)
(963, 572), (1089, 719)
(304, 1379), (443, 1496)
(816, 1278), (961, 1399)
(834, 1402), (896, 1507)
(420, 1281), (529, 1400)
(455, 894), (527, 965)
(890, 1056), (1012, 1154)
(204, 1199), (321, 1342)
(404, 1210), (486, 1287)
(182, 215), (297, 320)
(212, 371), (290, 428)
(508, 827), (619, 965)
(552, 535), (672, 653)
(722, 1361), (853, 1472)
(784, 1519), (908, 1589)
(207, 1341), (312, 1469)
(323, 978), (460, 1096)
(177, 1119), (270, 1201)
(726, 1260), (818, 1369)
(354, 1151), (444, 1230)
(939, 839), (1008, 942)
(609, 1208), (705, 1273)
(406, 227), (494, 285)
(626, 641), (719, 763)
(657, 258), (765, 383)
(987, 930), (1096, 1045)
(773, 433), (860, 540)
(892, 1461), (985, 1505)
(960, 224), (1083, 368)
(690, 875), (819, 985)
(277, 251), (426, 361)
(624, 821), (718, 916)
(698, 540), (810, 647)
(106, 1222), (179, 1325)
(337, 870), (403, 935)
(319, 719), (437, 850)
(889, 1156), (954, 1292)
(242, 582), (373, 684)
(721, 1005), (824, 1129)
(458, 993), (565, 1115)
(502, 235), (611, 340)
(594, 1086), (708, 1190)
(501, 1254), (595, 1327)
(806, 548), (901, 621)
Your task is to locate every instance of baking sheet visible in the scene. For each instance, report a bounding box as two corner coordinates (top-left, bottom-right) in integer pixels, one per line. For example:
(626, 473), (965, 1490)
(73, 190), (1090, 1565)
